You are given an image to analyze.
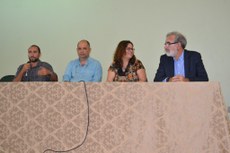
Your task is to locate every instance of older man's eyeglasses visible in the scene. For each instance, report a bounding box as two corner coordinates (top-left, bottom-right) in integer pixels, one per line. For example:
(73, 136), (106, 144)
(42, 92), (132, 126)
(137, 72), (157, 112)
(164, 42), (178, 46)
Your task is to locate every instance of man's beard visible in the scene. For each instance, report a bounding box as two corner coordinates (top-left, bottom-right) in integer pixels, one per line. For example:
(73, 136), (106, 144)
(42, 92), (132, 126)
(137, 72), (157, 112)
(165, 49), (178, 57)
(29, 57), (39, 63)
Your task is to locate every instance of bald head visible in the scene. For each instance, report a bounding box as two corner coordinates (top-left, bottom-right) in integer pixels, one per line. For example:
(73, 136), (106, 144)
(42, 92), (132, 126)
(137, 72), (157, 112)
(77, 40), (90, 48)
(76, 40), (91, 60)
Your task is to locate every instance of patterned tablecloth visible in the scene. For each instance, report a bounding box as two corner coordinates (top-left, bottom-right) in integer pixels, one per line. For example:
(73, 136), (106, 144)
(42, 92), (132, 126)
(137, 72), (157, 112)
(0, 82), (230, 153)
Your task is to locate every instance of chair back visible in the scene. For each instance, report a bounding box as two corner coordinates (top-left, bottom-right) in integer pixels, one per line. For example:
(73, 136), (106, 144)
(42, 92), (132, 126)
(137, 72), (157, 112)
(0, 75), (15, 82)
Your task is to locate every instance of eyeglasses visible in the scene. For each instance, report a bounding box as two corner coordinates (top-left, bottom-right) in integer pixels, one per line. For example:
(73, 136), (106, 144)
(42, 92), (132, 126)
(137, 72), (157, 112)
(126, 47), (135, 51)
(77, 47), (88, 50)
(164, 42), (178, 46)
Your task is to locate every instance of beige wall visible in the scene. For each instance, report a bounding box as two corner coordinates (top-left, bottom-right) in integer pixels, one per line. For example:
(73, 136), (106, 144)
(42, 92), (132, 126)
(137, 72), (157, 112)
(1, 0), (230, 106)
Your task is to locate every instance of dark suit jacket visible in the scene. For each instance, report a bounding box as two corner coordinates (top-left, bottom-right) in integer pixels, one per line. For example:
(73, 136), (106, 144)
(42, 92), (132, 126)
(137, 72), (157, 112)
(154, 50), (209, 82)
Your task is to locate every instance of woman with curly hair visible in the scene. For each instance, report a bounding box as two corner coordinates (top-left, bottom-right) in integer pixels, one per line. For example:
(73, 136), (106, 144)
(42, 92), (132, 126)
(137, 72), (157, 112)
(107, 40), (147, 82)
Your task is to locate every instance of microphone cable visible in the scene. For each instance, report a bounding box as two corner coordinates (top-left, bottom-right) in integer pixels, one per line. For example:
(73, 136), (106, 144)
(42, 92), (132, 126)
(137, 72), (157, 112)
(43, 81), (90, 153)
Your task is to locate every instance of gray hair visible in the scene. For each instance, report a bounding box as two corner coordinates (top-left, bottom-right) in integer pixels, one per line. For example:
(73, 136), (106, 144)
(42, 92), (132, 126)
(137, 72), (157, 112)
(166, 31), (187, 49)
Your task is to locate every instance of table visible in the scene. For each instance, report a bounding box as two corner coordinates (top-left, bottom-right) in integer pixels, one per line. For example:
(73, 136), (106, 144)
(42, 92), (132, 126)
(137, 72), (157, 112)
(0, 82), (229, 153)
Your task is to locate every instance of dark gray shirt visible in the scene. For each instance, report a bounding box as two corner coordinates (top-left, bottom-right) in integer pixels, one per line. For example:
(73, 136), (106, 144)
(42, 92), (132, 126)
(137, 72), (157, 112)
(15, 60), (54, 81)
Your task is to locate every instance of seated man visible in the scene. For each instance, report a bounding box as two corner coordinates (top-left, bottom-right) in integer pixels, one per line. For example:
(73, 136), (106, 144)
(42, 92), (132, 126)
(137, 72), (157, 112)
(154, 31), (209, 82)
(13, 45), (58, 81)
(63, 40), (102, 82)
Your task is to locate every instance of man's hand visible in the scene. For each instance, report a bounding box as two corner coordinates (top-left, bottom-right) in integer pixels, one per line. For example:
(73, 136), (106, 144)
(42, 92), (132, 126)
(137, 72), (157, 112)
(37, 67), (52, 76)
(37, 67), (58, 81)
(22, 63), (31, 73)
(13, 63), (31, 82)
(168, 75), (190, 82)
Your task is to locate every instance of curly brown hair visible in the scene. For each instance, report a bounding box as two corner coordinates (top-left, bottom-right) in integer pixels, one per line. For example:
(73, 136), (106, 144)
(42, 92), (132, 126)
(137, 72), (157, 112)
(113, 40), (136, 68)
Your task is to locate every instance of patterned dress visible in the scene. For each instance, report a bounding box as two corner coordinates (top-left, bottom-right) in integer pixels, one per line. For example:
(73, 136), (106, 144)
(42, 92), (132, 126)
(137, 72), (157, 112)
(108, 59), (145, 82)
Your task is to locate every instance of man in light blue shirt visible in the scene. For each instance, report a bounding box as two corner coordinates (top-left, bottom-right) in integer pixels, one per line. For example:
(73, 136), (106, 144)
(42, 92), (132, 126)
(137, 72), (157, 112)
(63, 40), (102, 82)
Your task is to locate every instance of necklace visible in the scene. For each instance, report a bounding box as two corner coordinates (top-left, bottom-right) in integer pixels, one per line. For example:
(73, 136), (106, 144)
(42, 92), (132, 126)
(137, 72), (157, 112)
(122, 67), (126, 72)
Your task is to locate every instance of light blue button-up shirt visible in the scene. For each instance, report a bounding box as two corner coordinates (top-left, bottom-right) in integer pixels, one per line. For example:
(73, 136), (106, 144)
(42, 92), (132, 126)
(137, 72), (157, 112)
(174, 51), (185, 77)
(163, 51), (185, 82)
(63, 57), (102, 82)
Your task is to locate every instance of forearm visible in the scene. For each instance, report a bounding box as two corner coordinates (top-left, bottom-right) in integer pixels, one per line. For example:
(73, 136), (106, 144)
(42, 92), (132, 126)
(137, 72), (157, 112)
(106, 70), (115, 82)
(50, 72), (58, 81)
(13, 70), (25, 82)
(137, 69), (147, 82)
(138, 75), (147, 82)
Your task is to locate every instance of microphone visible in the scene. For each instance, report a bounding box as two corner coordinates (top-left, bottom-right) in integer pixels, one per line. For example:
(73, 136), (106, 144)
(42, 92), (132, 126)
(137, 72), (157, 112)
(25, 62), (31, 81)
(25, 69), (29, 81)
(25, 70), (28, 77)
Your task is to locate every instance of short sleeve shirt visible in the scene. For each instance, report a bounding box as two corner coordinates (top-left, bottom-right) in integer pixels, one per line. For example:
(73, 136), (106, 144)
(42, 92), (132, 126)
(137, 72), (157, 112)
(108, 59), (145, 82)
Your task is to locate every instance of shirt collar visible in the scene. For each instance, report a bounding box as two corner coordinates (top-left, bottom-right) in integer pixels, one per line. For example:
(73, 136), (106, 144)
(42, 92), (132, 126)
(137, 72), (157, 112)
(77, 57), (91, 66)
(174, 50), (184, 62)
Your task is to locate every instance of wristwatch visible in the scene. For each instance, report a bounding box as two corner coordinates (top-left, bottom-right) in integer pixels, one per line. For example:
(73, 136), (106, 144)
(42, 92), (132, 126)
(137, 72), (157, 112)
(166, 77), (170, 82)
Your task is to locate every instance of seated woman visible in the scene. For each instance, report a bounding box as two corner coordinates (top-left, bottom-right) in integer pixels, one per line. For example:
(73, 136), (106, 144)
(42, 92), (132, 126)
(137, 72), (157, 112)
(107, 40), (147, 82)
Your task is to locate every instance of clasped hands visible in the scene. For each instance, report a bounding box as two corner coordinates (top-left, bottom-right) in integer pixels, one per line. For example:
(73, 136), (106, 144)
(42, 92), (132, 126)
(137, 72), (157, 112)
(168, 75), (189, 82)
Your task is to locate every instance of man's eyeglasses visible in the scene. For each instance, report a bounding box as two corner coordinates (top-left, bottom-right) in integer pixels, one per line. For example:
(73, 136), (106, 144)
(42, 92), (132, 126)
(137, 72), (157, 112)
(77, 47), (88, 50)
(164, 42), (178, 46)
